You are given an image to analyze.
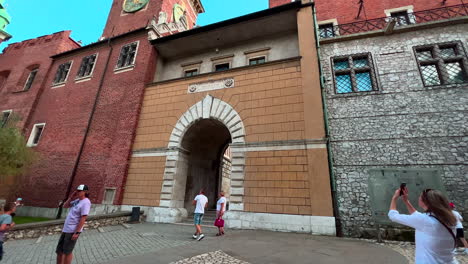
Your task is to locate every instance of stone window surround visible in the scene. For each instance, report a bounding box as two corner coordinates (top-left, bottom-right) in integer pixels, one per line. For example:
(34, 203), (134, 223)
(75, 53), (99, 82)
(114, 41), (140, 73)
(330, 52), (379, 94)
(27, 123), (46, 147)
(102, 187), (117, 205)
(181, 60), (202, 77)
(384, 5), (416, 24)
(211, 54), (234, 72)
(318, 19), (339, 37)
(23, 68), (39, 91)
(1, 109), (12, 128)
(51, 61), (73, 87)
(412, 40), (468, 87)
(244, 47), (271, 65)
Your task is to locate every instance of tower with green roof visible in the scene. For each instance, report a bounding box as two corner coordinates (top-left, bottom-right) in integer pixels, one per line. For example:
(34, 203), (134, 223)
(0, 0), (12, 43)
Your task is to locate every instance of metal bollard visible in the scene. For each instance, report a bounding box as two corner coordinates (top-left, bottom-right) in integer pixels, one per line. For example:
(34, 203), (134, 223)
(129, 207), (141, 223)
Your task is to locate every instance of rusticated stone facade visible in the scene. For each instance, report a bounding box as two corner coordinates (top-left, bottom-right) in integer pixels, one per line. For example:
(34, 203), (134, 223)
(320, 22), (468, 237)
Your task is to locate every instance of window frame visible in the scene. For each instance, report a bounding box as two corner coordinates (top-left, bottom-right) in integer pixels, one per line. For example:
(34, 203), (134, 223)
(102, 187), (117, 205)
(52, 61), (73, 85)
(115, 41), (139, 70)
(248, 56), (267, 66)
(214, 62), (231, 72)
(1, 110), (12, 128)
(318, 23), (336, 38)
(211, 54), (234, 72)
(76, 53), (98, 80)
(413, 41), (468, 87)
(23, 68), (39, 91)
(184, 68), (199, 77)
(181, 60), (202, 78)
(27, 123), (46, 147)
(385, 6), (416, 26)
(331, 52), (379, 94)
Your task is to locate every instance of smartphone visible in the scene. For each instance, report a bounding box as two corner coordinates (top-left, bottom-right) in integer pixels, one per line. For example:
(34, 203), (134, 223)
(399, 183), (406, 196)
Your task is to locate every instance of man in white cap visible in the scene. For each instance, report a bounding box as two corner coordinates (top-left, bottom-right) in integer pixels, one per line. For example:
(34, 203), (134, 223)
(56, 184), (91, 264)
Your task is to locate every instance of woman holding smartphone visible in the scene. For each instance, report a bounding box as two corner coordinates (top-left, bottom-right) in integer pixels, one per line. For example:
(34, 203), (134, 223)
(388, 187), (458, 263)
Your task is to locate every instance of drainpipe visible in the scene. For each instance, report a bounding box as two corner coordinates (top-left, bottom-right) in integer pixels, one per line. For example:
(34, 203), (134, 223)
(56, 37), (114, 219)
(311, 6), (343, 237)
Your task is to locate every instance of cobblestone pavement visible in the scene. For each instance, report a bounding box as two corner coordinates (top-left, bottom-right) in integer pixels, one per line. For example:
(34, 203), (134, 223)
(2, 223), (408, 264)
(169, 250), (250, 264)
(383, 241), (468, 264)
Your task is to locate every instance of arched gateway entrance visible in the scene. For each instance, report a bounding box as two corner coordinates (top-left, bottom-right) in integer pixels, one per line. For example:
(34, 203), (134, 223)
(158, 95), (246, 217)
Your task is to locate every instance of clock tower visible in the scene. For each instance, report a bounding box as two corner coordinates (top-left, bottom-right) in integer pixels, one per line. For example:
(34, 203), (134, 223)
(102, 0), (204, 38)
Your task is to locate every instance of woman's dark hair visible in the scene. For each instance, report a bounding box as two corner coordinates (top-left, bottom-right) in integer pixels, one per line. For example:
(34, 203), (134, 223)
(421, 189), (457, 226)
(3, 202), (16, 212)
(85, 192), (90, 198)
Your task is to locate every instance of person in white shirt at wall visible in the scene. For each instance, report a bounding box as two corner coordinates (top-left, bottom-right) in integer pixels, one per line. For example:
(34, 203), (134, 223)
(216, 191), (227, 236)
(388, 187), (458, 264)
(450, 202), (468, 255)
(192, 189), (208, 241)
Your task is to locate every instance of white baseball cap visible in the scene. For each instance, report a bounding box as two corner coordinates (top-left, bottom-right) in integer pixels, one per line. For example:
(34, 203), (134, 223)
(77, 184), (89, 191)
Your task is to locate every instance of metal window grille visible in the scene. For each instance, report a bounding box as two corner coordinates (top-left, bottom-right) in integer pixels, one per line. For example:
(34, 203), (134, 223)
(249, 57), (266, 65)
(319, 23), (336, 39)
(331, 53), (378, 94)
(184, 69), (198, 77)
(215, 63), (230, 72)
(24, 68), (38, 91)
(117, 42), (138, 68)
(414, 41), (468, 87)
(77, 54), (97, 78)
(390, 11), (414, 26)
(53, 62), (71, 84)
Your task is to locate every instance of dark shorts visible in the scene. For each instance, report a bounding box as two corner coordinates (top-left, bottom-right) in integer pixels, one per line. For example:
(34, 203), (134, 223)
(56, 233), (78, 255)
(456, 228), (464, 238)
(194, 213), (204, 225)
(0, 241), (3, 261)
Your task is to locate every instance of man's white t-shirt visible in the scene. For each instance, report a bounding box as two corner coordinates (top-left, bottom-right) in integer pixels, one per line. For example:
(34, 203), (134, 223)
(453, 210), (463, 229)
(216, 197), (227, 212)
(388, 210), (458, 264)
(194, 194), (208, 214)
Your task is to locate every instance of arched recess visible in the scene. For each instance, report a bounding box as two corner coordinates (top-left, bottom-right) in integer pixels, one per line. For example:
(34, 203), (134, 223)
(159, 95), (246, 212)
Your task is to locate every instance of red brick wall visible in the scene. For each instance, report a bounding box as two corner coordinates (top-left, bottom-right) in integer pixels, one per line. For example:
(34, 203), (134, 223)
(270, 0), (462, 23)
(102, 0), (200, 38)
(19, 31), (154, 207)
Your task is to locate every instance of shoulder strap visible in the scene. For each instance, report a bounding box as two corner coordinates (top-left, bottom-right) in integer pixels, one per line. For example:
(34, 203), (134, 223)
(429, 215), (457, 248)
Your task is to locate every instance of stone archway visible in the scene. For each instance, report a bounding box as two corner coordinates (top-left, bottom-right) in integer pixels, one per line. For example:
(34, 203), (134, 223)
(158, 95), (246, 215)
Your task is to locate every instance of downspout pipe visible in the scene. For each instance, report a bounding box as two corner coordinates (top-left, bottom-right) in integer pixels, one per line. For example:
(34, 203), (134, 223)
(56, 37), (114, 219)
(311, 6), (343, 237)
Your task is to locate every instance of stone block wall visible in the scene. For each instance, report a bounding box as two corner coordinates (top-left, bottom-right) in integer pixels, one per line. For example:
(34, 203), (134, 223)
(320, 24), (468, 237)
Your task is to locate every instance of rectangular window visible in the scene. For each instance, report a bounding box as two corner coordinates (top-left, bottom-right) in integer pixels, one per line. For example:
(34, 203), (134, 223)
(391, 11), (413, 26)
(249, 56), (266, 66)
(1, 110), (11, 128)
(53, 62), (72, 84)
(116, 42), (138, 69)
(414, 41), (468, 87)
(24, 69), (38, 91)
(184, 69), (199, 77)
(332, 53), (378, 94)
(77, 54), (97, 78)
(215, 63), (230, 72)
(27, 123), (46, 147)
(319, 23), (335, 38)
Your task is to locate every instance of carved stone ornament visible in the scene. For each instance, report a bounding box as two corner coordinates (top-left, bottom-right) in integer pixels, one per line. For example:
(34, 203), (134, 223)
(187, 78), (235, 94)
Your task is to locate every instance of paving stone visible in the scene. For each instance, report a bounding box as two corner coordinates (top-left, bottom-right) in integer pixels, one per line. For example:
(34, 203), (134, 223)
(169, 250), (250, 264)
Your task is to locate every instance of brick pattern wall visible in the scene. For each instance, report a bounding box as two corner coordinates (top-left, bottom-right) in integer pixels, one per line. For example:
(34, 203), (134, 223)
(123, 156), (165, 206)
(244, 150), (312, 215)
(125, 59), (311, 206)
(321, 24), (468, 237)
(270, 0), (462, 23)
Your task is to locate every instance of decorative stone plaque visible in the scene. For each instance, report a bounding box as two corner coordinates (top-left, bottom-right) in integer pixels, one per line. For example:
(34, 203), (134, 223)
(188, 78), (235, 94)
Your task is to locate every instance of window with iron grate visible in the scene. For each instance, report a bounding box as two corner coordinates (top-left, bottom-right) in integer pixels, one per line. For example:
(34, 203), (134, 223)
(390, 11), (414, 26)
(53, 62), (72, 84)
(319, 23), (335, 38)
(116, 42), (138, 69)
(331, 53), (378, 94)
(1, 110), (11, 128)
(77, 54), (97, 78)
(414, 41), (468, 87)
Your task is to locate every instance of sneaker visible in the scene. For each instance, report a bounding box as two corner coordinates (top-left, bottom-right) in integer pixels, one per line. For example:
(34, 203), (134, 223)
(197, 234), (205, 241)
(192, 234), (198, 239)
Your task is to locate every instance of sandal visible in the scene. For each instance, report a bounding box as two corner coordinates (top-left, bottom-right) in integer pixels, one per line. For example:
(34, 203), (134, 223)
(216, 233), (222, 236)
